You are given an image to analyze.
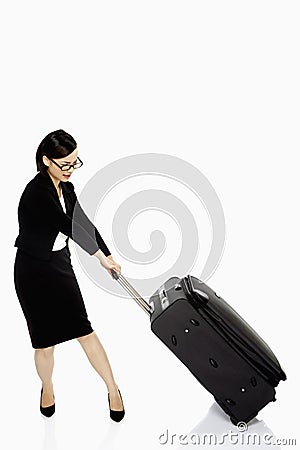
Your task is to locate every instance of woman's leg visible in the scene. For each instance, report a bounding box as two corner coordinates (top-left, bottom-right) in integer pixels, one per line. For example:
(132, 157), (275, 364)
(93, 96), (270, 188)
(34, 346), (55, 407)
(77, 331), (124, 411)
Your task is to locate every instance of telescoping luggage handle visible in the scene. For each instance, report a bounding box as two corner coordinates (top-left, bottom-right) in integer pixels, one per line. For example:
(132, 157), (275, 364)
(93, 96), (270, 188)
(111, 269), (153, 316)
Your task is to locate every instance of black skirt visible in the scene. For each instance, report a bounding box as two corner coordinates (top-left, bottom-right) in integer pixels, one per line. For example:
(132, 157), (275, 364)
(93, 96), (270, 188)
(13, 245), (94, 349)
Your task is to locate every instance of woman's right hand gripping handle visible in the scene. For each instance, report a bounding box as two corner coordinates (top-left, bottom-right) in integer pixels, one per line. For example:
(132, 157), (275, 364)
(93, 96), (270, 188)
(93, 249), (122, 279)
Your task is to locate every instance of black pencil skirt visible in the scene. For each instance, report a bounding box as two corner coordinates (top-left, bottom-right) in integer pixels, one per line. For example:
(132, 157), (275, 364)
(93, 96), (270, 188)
(13, 245), (94, 349)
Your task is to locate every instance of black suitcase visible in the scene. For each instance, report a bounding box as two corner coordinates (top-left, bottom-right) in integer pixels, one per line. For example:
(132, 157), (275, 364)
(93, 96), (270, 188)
(111, 271), (287, 425)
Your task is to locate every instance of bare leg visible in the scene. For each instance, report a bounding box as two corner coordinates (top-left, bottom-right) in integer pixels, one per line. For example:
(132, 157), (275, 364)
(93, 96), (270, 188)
(77, 331), (124, 411)
(34, 346), (55, 407)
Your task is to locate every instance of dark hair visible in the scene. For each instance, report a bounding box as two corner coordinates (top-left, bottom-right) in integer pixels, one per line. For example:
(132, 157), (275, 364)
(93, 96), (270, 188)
(36, 129), (77, 175)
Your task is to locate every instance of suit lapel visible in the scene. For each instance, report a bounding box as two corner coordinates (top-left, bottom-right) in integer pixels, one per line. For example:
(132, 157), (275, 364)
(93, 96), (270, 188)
(61, 181), (73, 215)
(35, 171), (74, 215)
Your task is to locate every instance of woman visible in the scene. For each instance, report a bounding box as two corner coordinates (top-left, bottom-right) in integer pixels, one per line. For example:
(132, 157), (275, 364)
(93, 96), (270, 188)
(13, 129), (125, 422)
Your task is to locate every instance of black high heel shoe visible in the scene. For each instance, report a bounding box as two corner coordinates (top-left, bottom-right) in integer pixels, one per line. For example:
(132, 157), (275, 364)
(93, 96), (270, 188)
(108, 388), (125, 422)
(40, 387), (55, 418)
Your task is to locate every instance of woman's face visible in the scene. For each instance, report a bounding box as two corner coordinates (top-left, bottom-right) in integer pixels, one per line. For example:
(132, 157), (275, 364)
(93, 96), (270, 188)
(43, 148), (79, 183)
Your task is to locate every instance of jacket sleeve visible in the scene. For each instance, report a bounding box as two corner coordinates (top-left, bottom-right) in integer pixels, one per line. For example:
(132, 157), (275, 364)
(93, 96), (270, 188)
(27, 187), (110, 256)
(70, 186), (111, 257)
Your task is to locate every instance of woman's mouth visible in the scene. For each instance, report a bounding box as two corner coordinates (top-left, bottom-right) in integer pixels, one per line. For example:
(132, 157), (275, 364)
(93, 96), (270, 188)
(63, 174), (71, 179)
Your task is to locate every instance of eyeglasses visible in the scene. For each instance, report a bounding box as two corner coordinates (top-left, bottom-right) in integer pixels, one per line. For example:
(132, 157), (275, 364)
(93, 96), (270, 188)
(48, 156), (83, 171)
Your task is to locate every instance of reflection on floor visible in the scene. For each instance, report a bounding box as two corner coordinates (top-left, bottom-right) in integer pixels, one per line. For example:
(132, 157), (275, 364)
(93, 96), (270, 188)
(171, 402), (280, 450)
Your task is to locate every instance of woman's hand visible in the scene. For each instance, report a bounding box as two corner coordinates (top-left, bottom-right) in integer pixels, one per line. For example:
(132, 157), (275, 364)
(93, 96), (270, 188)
(102, 255), (121, 275)
(92, 250), (122, 277)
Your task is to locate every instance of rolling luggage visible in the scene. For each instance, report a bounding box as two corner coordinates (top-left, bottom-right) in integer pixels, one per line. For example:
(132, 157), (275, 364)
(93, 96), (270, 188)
(111, 271), (287, 425)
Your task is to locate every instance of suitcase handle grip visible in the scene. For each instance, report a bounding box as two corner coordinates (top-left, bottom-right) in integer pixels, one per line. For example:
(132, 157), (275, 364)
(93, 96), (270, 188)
(111, 269), (153, 316)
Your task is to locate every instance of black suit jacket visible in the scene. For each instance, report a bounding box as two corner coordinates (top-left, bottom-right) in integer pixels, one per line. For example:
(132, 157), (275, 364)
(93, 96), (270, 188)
(14, 171), (111, 261)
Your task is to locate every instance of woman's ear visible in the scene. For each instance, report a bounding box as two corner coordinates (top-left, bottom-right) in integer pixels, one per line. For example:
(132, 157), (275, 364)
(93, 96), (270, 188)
(42, 155), (49, 167)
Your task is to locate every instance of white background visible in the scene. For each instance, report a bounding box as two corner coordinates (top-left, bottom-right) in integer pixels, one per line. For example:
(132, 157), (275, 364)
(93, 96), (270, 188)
(1, 1), (299, 449)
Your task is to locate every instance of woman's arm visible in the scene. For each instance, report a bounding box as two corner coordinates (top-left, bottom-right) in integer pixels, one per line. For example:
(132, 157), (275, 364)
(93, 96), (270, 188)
(68, 184), (122, 274)
(27, 188), (103, 256)
(26, 185), (121, 275)
(70, 191), (111, 257)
